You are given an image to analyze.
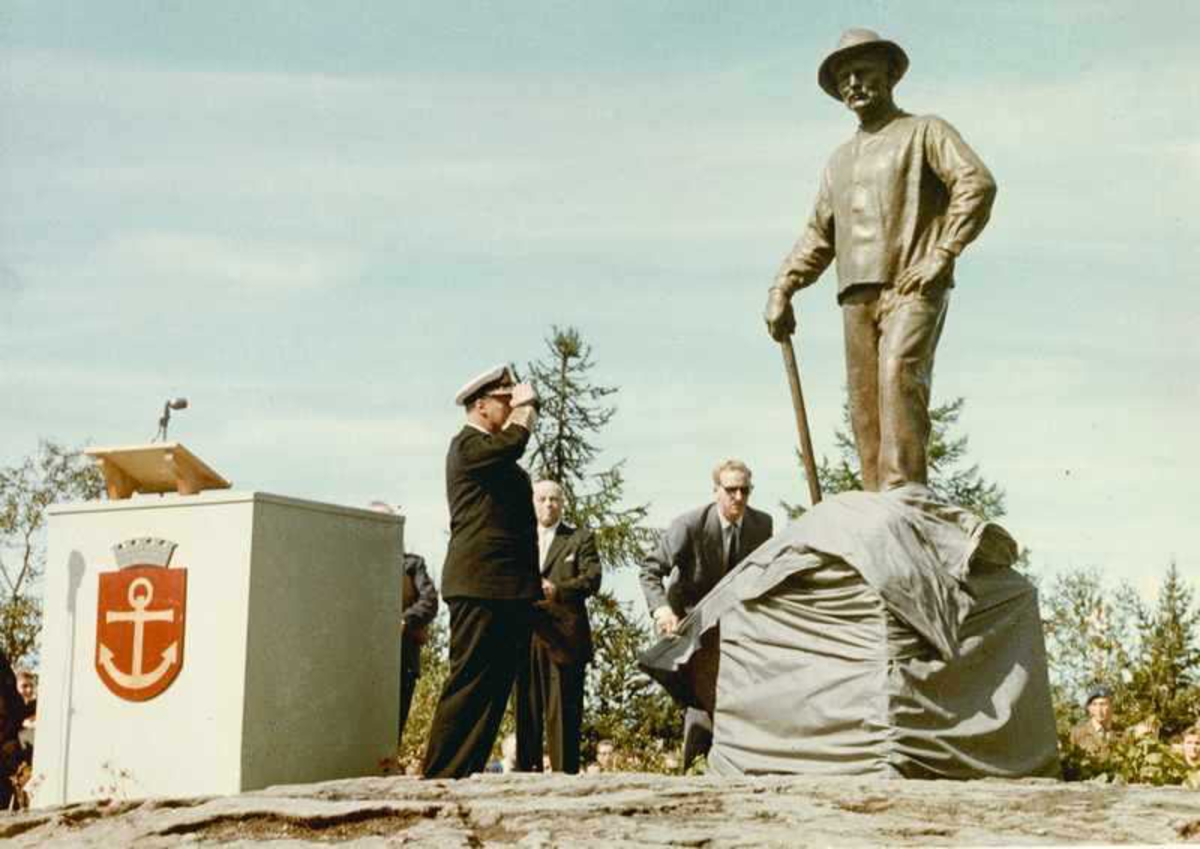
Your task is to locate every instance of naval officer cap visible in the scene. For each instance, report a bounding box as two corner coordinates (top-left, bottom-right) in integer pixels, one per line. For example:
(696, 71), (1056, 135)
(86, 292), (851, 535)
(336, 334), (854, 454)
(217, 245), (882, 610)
(455, 363), (518, 407)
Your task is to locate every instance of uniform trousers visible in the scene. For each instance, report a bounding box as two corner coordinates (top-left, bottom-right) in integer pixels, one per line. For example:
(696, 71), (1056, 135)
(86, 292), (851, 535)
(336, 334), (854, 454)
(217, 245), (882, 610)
(842, 285), (949, 492)
(515, 639), (586, 773)
(422, 598), (532, 778)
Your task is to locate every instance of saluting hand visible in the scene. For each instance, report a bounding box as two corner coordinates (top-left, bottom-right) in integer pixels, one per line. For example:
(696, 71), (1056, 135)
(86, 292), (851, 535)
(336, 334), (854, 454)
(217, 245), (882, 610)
(509, 382), (538, 408)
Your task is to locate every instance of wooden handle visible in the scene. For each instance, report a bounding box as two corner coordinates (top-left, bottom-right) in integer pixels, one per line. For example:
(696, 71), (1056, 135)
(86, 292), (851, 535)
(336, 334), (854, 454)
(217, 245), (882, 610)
(780, 339), (822, 507)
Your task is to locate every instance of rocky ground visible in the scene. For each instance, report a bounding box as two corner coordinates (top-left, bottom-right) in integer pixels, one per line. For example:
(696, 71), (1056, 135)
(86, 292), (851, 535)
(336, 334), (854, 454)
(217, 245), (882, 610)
(4, 771), (1200, 846)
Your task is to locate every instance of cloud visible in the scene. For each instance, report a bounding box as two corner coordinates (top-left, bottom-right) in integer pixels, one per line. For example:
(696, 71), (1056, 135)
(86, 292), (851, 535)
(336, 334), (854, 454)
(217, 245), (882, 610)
(99, 231), (362, 293)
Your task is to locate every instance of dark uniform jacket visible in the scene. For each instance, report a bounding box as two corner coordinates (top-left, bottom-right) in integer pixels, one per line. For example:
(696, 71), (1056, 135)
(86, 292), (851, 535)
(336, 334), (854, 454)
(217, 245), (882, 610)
(401, 553), (439, 678)
(532, 523), (602, 666)
(639, 503), (773, 616)
(441, 423), (539, 600)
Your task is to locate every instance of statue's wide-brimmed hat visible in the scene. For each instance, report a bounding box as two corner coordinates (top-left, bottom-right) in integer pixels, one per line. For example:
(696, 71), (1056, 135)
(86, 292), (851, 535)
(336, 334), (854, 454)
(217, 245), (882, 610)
(818, 28), (909, 101)
(455, 363), (517, 406)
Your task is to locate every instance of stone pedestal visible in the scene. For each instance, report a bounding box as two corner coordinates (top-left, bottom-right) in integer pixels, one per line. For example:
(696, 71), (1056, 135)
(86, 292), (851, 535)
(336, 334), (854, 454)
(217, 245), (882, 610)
(32, 491), (403, 806)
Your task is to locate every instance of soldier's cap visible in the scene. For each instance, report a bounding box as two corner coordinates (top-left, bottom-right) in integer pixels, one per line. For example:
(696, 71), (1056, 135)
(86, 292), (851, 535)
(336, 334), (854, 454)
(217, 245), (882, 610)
(1085, 685), (1113, 706)
(818, 28), (909, 101)
(455, 363), (517, 407)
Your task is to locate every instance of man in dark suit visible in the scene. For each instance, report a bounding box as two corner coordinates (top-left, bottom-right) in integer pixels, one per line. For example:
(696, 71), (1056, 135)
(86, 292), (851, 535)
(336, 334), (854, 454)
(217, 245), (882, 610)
(516, 479), (602, 774)
(368, 502), (441, 746)
(422, 364), (540, 779)
(639, 458), (773, 768)
(398, 552), (439, 743)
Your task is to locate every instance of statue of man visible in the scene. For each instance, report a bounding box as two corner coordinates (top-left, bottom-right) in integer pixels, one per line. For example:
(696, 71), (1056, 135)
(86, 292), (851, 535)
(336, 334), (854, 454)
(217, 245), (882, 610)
(764, 29), (997, 492)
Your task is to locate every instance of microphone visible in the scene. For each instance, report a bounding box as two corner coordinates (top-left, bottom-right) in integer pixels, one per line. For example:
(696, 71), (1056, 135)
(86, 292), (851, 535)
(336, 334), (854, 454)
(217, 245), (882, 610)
(154, 397), (190, 441)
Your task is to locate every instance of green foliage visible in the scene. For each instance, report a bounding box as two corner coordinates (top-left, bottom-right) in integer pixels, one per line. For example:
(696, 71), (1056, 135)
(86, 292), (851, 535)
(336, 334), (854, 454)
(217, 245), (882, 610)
(580, 591), (682, 770)
(1045, 561), (1200, 784)
(393, 615), (450, 773)
(1041, 566), (1141, 707)
(526, 326), (654, 571)
(1057, 724), (1191, 786)
(0, 440), (104, 665)
(782, 397), (1007, 521)
(1125, 562), (1200, 738)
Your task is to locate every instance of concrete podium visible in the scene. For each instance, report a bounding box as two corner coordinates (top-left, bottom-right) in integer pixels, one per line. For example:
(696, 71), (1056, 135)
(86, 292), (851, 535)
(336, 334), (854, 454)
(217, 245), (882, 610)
(32, 490), (403, 806)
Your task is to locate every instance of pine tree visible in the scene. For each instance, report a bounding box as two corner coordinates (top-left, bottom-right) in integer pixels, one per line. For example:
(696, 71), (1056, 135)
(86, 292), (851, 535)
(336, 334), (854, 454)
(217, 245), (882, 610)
(1041, 566), (1141, 706)
(782, 396), (1007, 520)
(524, 325), (680, 766)
(525, 326), (653, 570)
(1125, 562), (1200, 736)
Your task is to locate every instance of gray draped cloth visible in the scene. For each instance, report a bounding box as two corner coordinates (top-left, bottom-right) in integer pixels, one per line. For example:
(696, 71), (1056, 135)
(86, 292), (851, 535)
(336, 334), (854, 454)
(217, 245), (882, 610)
(639, 485), (1059, 779)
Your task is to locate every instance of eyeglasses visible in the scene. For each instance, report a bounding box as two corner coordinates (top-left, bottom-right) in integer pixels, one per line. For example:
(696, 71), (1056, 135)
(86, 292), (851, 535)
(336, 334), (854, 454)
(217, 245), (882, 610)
(721, 485), (752, 496)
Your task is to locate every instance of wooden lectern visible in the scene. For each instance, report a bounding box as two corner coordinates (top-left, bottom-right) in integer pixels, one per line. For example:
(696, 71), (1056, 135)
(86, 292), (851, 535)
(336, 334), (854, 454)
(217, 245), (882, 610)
(85, 443), (231, 499)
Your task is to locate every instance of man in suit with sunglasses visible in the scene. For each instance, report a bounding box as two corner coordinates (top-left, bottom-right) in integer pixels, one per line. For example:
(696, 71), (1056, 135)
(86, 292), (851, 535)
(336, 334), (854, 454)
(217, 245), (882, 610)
(639, 459), (773, 768)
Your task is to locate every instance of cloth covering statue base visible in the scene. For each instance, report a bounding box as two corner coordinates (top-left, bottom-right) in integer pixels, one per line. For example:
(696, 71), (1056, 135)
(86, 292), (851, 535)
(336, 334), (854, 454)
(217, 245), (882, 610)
(639, 485), (1059, 779)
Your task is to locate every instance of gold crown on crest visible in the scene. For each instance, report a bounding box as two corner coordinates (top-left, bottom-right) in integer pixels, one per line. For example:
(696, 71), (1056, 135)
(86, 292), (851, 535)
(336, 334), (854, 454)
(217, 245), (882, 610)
(112, 537), (178, 569)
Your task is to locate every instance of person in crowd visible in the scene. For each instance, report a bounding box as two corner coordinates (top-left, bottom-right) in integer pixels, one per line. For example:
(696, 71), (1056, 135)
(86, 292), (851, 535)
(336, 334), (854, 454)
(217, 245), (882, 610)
(639, 459), (773, 768)
(1179, 725), (1200, 789)
(0, 652), (24, 810)
(1069, 685), (1120, 756)
(593, 739), (616, 773)
(500, 733), (519, 774)
(422, 364), (540, 779)
(515, 479), (602, 775)
(1129, 714), (1161, 741)
(15, 671), (35, 717)
(15, 669), (35, 745)
(368, 503), (440, 746)
(397, 551), (438, 744)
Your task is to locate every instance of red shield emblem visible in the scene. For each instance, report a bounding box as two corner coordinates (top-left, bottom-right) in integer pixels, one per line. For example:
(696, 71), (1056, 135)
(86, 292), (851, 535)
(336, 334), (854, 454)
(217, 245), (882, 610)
(95, 565), (187, 701)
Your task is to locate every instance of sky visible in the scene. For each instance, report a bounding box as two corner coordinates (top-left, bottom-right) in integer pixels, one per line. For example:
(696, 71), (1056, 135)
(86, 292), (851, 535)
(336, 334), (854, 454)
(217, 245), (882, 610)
(2, 1), (1198, 613)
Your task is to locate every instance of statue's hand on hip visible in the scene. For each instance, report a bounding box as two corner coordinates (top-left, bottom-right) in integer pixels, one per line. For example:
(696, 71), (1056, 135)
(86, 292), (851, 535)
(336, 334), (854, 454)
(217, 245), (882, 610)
(764, 287), (796, 341)
(896, 251), (954, 296)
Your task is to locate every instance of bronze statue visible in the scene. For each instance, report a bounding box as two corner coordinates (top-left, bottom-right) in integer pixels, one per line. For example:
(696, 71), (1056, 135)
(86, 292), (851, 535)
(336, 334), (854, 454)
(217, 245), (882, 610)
(764, 29), (997, 492)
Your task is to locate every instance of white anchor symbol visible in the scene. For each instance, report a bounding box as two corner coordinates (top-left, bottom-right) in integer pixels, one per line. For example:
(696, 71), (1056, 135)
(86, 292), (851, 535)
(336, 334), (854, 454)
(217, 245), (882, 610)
(98, 577), (179, 690)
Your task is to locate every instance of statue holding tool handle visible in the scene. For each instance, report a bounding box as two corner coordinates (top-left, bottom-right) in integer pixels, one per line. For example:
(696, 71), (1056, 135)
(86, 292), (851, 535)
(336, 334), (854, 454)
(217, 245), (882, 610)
(765, 28), (996, 495)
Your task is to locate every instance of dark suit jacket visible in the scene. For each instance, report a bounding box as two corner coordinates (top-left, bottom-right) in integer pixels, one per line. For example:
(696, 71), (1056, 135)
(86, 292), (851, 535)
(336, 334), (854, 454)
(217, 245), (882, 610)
(639, 503), (773, 616)
(532, 523), (602, 666)
(401, 553), (439, 678)
(441, 423), (539, 601)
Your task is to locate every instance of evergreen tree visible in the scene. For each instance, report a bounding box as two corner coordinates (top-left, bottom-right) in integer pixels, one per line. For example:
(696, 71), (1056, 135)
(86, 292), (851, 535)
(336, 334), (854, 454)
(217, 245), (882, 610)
(582, 592), (682, 768)
(783, 396), (1007, 520)
(1041, 566), (1141, 707)
(1125, 562), (1200, 736)
(525, 325), (653, 570)
(524, 325), (680, 766)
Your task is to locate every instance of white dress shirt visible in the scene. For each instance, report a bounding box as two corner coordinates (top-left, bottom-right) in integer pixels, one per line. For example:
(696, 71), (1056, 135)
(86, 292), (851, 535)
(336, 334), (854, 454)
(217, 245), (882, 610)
(538, 521), (560, 570)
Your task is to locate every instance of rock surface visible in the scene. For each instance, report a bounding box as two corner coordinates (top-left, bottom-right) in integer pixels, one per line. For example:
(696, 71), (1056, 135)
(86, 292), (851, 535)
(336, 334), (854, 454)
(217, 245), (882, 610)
(4, 772), (1200, 846)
